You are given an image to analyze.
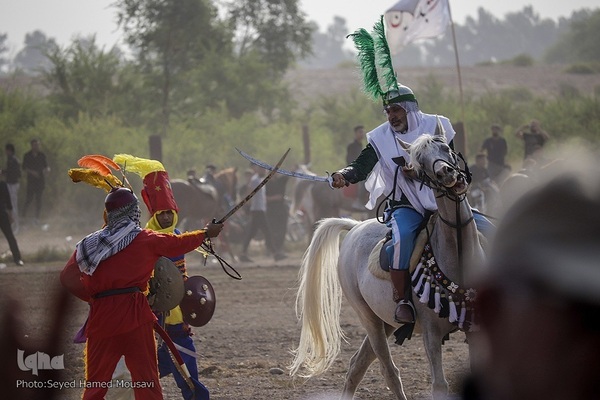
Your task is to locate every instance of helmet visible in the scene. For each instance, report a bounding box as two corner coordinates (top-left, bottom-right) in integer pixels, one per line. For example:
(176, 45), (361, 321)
(105, 187), (137, 212)
(383, 84), (417, 107)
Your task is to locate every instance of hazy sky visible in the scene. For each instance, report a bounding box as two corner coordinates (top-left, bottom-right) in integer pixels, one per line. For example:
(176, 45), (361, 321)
(1, 0), (598, 54)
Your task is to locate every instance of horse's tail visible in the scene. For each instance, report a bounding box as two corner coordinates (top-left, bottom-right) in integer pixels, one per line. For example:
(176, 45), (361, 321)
(289, 217), (361, 378)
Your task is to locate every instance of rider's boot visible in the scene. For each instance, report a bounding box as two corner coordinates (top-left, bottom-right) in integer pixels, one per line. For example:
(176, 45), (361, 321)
(390, 269), (415, 324)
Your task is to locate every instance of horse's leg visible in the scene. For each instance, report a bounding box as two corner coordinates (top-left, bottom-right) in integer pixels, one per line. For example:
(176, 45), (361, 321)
(342, 297), (407, 400)
(342, 323), (404, 400)
(342, 335), (376, 399)
(421, 324), (449, 399)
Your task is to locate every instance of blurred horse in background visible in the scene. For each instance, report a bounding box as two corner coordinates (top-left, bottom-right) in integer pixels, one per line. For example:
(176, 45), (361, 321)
(290, 165), (377, 242)
(171, 167), (240, 260)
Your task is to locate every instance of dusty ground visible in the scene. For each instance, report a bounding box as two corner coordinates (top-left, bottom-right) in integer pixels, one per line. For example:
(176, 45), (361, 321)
(0, 220), (471, 400)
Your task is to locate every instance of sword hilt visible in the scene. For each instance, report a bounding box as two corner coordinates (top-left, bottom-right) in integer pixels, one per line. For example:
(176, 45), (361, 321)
(327, 171), (350, 189)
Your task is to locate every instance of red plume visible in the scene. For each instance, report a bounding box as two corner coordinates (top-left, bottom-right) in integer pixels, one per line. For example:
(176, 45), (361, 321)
(89, 154), (121, 171)
(78, 156), (111, 176)
(77, 155), (121, 176)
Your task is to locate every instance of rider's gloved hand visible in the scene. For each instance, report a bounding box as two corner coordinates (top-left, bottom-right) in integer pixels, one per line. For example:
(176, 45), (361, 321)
(331, 172), (348, 188)
(204, 221), (224, 238)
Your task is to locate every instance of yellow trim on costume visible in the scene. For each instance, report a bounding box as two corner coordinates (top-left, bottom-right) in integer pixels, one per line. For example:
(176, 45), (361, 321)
(165, 305), (184, 324)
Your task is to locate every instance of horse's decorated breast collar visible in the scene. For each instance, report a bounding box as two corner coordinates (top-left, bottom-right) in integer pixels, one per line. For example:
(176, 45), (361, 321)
(411, 243), (478, 332)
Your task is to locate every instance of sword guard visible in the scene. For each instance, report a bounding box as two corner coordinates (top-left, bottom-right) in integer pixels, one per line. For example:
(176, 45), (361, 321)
(325, 171), (334, 189)
(326, 171), (349, 189)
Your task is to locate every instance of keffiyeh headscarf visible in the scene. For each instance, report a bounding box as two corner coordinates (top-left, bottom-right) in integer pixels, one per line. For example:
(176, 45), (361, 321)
(76, 201), (142, 275)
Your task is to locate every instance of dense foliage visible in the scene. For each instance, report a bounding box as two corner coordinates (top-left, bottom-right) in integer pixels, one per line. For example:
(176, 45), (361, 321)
(0, 3), (598, 226)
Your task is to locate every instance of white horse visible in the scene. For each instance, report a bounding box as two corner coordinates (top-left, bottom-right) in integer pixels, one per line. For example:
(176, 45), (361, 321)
(290, 127), (485, 399)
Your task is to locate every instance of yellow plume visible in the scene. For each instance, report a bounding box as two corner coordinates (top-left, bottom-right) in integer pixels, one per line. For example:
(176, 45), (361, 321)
(113, 154), (165, 178)
(68, 168), (123, 192)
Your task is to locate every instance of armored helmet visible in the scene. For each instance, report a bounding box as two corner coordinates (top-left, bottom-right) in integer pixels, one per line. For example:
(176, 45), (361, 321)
(383, 84), (417, 107)
(105, 187), (138, 212)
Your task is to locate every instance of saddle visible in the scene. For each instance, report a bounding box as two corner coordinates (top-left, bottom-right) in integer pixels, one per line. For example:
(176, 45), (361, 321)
(368, 214), (486, 333)
(189, 179), (218, 200)
(374, 213), (436, 275)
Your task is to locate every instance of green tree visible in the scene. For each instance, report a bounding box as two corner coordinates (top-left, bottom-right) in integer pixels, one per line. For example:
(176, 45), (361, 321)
(116, 0), (232, 135)
(215, 0), (314, 118)
(42, 36), (140, 122)
(301, 17), (354, 68)
(545, 9), (600, 63)
(422, 6), (562, 66)
(13, 30), (57, 74)
(0, 33), (9, 73)
(227, 0), (312, 75)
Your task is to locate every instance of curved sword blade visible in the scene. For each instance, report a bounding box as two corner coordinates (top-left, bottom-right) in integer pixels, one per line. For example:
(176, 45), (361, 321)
(236, 148), (333, 188)
(215, 148), (290, 224)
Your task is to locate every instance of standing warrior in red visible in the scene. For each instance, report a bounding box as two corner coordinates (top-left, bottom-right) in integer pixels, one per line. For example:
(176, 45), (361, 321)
(63, 186), (223, 400)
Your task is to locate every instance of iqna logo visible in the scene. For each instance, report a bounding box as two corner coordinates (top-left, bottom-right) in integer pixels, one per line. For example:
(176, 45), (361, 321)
(17, 349), (64, 376)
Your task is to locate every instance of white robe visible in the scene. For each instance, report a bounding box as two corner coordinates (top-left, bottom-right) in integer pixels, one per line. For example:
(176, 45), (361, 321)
(364, 112), (455, 216)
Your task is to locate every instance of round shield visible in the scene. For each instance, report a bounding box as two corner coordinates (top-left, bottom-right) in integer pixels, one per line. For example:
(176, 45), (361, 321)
(180, 275), (216, 327)
(148, 257), (185, 312)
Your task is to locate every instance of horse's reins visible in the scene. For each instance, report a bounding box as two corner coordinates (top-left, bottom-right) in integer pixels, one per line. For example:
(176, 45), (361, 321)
(199, 239), (242, 280)
(424, 152), (474, 283)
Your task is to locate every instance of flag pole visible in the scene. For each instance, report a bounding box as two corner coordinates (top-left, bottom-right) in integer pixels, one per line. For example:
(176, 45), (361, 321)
(446, 1), (467, 159)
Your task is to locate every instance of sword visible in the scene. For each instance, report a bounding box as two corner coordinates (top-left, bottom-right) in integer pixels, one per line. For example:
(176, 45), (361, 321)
(214, 148), (290, 224)
(236, 148), (337, 189)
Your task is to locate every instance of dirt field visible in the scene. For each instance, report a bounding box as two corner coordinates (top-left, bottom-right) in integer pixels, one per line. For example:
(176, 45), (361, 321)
(0, 221), (470, 400)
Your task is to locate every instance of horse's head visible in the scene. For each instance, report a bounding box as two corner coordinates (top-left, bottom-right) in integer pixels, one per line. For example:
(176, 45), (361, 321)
(399, 119), (470, 197)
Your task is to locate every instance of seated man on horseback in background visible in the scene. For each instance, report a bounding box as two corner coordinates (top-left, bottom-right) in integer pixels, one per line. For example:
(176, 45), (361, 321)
(331, 84), (494, 325)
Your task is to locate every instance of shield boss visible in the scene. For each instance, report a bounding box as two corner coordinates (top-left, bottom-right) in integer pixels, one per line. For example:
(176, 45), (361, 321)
(180, 275), (216, 327)
(148, 257), (185, 312)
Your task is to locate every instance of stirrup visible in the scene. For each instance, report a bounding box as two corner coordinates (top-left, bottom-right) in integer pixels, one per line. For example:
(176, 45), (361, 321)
(394, 300), (416, 324)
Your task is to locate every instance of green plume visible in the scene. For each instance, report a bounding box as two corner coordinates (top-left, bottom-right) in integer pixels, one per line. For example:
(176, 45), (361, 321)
(372, 15), (398, 93)
(347, 28), (382, 101)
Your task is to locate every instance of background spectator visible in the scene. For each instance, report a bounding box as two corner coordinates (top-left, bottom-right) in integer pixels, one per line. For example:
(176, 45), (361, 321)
(516, 119), (549, 161)
(3, 143), (21, 233)
(480, 123), (507, 182)
(21, 138), (50, 224)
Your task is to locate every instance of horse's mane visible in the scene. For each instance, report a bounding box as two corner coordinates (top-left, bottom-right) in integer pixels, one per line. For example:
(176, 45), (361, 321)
(409, 134), (447, 171)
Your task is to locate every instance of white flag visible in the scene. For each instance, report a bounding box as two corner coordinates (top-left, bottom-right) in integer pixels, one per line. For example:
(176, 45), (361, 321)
(384, 0), (450, 55)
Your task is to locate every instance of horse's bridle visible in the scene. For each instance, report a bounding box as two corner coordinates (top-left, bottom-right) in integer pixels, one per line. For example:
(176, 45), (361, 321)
(416, 146), (472, 205)
(419, 148), (475, 282)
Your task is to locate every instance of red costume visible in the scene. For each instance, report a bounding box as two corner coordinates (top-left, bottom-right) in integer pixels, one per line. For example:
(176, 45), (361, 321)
(63, 229), (208, 400)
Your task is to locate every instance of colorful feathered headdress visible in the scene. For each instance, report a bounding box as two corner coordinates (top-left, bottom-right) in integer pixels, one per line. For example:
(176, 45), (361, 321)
(68, 154), (125, 192)
(347, 15), (417, 106)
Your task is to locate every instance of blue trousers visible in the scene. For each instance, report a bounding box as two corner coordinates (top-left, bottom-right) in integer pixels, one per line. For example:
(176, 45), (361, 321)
(158, 323), (209, 400)
(386, 207), (493, 271)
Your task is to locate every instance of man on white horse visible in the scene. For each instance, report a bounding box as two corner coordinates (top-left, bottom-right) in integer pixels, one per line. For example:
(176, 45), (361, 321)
(331, 19), (493, 325)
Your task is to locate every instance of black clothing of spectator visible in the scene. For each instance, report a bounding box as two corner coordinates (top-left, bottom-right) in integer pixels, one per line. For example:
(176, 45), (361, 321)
(0, 180), (23, 265)
(22, 139), (49, 221)
(346, 125), (365, 164)
(266, 175), (290, 259)
(480, 125), (507, 181)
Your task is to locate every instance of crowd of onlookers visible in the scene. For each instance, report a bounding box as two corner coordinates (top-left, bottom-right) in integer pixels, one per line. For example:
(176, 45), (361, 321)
(0, 138), (50, 266)
(468, 119), (551, 214)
